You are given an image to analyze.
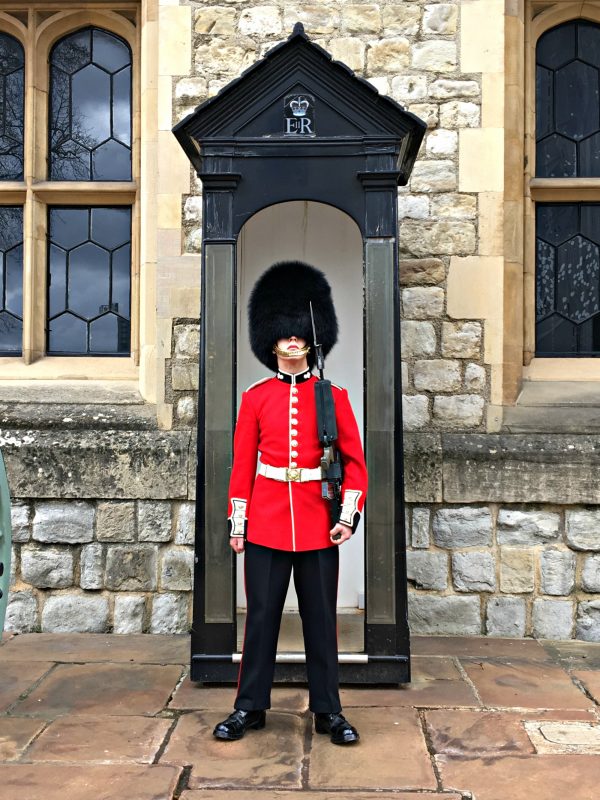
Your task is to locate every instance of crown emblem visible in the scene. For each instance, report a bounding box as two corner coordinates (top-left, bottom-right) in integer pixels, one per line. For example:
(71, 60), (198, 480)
(290, 97), (310, 117)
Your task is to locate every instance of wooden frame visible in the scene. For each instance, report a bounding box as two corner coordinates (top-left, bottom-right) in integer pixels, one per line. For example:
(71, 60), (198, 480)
(0, 2), (140, 375)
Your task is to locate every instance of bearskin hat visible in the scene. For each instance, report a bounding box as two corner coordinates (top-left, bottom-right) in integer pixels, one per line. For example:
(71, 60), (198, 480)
(248, 261), (338, 371)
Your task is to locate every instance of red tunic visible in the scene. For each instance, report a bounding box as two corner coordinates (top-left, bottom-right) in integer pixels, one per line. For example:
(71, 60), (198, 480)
(227, 368), (368, 551)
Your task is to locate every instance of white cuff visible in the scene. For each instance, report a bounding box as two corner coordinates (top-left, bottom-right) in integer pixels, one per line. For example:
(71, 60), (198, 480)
(228, 498), (247, 537)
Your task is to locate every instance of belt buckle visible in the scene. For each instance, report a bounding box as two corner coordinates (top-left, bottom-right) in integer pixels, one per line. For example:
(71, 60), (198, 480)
(286, 467), (300, 482)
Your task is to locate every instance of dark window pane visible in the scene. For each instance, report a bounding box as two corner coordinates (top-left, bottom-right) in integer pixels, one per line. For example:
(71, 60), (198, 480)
(536, 204), (600, 355)
(536, 21), (600, 176)
(0, 206), (23, 354)
(47, 206), (131, 355)
(0, 33), (24, 181)
(49, 27), (132, 181)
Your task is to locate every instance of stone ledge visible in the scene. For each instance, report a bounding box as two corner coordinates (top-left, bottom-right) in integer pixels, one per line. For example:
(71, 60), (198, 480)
(0, 403), (158, 431)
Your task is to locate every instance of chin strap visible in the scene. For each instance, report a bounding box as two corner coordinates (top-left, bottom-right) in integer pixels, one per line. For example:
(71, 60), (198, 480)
(273, 344), (311, 358)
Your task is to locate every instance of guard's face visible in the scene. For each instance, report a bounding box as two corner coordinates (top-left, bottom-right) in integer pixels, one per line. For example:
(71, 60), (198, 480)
(276, 336), (307, 359)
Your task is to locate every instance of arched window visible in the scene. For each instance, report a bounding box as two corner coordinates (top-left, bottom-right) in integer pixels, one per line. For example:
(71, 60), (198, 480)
(49, 27), (132, 181)
(0, 32), (24, 181)
(535, 20), (600, 355)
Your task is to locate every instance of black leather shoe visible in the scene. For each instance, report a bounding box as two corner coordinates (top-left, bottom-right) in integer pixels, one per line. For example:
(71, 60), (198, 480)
(314, 712), (360, 745)
(213, 709), (266, 741)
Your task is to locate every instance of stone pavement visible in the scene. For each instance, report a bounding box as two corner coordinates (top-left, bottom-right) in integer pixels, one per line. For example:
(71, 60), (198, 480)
(1, 633), (600, 799)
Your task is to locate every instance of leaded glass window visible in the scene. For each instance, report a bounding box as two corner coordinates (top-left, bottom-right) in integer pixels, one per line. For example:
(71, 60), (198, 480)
(0, 206), (23, 354)
(0, 33), (24, 181)
(536, 20), (600, 177)
(47, 207), (131, 354)
(49, 27), (132, 181)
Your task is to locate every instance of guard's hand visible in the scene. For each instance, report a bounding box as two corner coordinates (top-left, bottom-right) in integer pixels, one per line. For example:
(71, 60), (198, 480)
(230, 537), (245, 554)
(329, 523), (352, 545)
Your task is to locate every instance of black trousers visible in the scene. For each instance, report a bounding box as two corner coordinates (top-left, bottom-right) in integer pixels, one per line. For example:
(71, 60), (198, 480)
(235, 541), (341, 713)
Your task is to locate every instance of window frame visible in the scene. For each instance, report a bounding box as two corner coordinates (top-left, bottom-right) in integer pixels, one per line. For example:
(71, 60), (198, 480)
(524, 2), (600, 379)
(0, 4), (140, 375)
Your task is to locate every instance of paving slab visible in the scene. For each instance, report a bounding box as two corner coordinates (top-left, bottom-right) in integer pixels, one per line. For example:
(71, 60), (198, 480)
(309, 707), (436, 791)
(25, 714), (172, 763)
(0, 718), (46, 761)
(462, 659), (593, 709)
(161, 710), (304, 788)
(0, 661), (54, 712)
(170, 678), (309, 714)
(0, 764), (182, 800)
(414, 635), (552, 661)
(340, 656), (479, 708)
(13, 662), (183, 717)
(524, 720), (600, 754)
(572, 670), (600, 704)
(180, 793), (462, 800)
(438, 754), (600, 800)
(544, 641), (600, 670)
(0, 633), (188, 663)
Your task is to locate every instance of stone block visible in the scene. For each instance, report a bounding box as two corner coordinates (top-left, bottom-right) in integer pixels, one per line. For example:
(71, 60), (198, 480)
(403, 432), (443, 503)
(391, 75), (427, 102)
(138, 501), (172, 542)
(11, 502), (30, 542)
(500, 547), (534, 593)
(401, 221), (476, 258)
(194, 6), (236, 34)
(21, 546), (74, 589)
(576, 600), (600, 642)
(431, 194), (477, 219)
(183, 196), (202, 224)
(105, 545), (158, 591)
(382, 5), (420, 36)
(429, 79), (480, 99)
(367, 38), (410, 74)
(486, 596), (526, 637)
(464, 363), (486, 392)
(401, 321), (436, 358)
(426, 129), (458, 156)
(439, 101), (480, 128)
(411, 507), (431, 549)
(433, 395), (484, 428)
(174, 78), (207, 108)
(238, 6), (282, 35)
(174, 502), (196, 545)
(401, 361), (409, 389)
(541, 549), (576, 596)
(402, 287), (445, 319)
(32, 502), (94, 544)
(410, 161), (456, 193)
(160, 549), (194, 591)
(4, 589), (38, 633)
(282, 6), (339, 35)
(176, 396), (196, 425)
(412, 41), (457, 73)
(582, 555), (600, 593)
(403, 395), (430, 431)
(414, 360), (461, 392)
(565, 510), (600, 551)
(423, 4), (458, 34)
(329, 38), (365, 72)
(408, 103), (439, 129)
(398, 195), (430, 220)
(174, 324), (200, 359)
(408, 593), (482, 635)
(433, 507), (493, 548)
(341, 4), (381, 34)
(96, 502), (135, 543)
(533, 599), (574, 640)
(406, 550), (448, 590)
(113, 594), (146, 634)
(80, 543), (105, 591)
(41, 594), (109, 633)
(172, 363), (199, 391)
(497, 509), (560, 545)
(400, 258), (445, 287)
(441, 322), (482, 358)
(150, 593), (189, 634)
(452, 551), (496, 592)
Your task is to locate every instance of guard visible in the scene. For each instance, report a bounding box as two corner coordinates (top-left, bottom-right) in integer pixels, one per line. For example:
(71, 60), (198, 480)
(213, 261), (368, 745)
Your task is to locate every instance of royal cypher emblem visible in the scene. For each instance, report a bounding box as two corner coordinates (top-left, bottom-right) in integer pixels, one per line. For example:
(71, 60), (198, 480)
(284, 93), (316, 136)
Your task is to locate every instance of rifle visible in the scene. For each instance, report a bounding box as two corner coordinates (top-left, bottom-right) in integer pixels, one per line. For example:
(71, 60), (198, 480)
(310, 302), (343, 536)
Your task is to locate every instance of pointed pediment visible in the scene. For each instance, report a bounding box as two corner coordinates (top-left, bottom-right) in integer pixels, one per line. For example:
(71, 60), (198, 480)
(174, 24), (425, 156)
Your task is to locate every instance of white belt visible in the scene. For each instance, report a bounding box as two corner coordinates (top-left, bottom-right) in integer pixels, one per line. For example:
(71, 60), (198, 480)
(258, 461), (322, 483)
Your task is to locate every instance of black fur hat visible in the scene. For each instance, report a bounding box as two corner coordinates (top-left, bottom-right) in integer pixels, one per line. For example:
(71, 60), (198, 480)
(248, 261), (338, 371)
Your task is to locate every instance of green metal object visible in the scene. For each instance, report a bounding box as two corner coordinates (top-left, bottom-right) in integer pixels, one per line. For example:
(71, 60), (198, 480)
(0, 448), (12, 635)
